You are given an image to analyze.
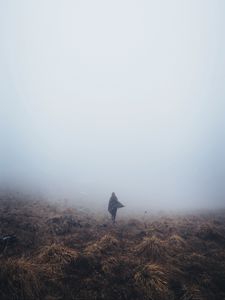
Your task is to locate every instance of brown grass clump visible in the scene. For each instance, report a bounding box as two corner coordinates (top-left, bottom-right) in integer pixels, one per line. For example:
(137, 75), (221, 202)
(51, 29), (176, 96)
(99, 234), (119, 249)
(134, 263), (169, 300)
(168, 234), (186, 249)
(166, 234), (187, 256)
(37, 243), (78, 265)
(135, 236), (166, 261)
(181, 285), (204, 300)
(0, 258), (42, 300)
(85, 234), (119, 256)
(47, 215), (81, 235)
(101, 256), (119, 274)
(35, 243), (79, 279)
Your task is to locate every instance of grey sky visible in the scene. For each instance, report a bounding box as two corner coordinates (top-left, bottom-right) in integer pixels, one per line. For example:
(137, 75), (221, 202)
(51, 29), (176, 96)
(1, 1), (225, 210)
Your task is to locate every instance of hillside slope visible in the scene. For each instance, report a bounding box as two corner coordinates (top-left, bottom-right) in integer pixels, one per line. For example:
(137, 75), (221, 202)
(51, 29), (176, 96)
(0, 195), (225, 300)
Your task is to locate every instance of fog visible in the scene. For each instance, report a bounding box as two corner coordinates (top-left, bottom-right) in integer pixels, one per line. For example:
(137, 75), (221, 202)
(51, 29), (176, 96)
(1, 1), (225, 211)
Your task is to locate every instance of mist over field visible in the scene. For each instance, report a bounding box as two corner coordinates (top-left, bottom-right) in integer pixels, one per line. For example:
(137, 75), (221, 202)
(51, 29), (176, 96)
(1, 0), (225, 211)
(1, 3), (225, 299)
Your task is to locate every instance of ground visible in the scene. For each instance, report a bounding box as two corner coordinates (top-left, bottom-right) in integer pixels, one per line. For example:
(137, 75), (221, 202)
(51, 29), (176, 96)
(0, 194), (225, 300)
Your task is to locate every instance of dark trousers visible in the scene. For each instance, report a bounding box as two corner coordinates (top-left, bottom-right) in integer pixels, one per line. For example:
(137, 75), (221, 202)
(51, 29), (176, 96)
(111, 208), (117, 223)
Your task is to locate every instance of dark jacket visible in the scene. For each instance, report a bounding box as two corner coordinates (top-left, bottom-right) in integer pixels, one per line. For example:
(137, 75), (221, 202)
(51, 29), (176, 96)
(108, 194), (124, 214)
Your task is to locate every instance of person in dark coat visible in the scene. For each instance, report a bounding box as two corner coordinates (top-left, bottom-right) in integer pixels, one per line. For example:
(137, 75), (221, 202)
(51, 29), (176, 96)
(108, 192), (124, 223)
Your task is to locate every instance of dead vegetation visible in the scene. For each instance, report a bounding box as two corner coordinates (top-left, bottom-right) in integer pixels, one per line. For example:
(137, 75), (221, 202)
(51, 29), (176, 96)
(0, 258), (43, 300)
(85, 234), (119, 257)
(134, 263), (169, 300)
(0, 194), (225, 299)
(134, 236), (166, 262)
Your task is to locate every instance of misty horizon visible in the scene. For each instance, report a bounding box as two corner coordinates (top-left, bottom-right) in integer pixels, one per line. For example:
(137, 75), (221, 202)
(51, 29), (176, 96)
(1, 1), (225, 210)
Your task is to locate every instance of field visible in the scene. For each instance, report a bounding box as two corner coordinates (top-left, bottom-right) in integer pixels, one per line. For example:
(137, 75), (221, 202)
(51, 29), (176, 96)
(0, 194), (225, 300)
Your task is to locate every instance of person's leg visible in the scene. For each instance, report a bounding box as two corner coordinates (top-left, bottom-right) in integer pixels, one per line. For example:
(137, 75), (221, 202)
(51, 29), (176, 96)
(112, 208), (117, 223)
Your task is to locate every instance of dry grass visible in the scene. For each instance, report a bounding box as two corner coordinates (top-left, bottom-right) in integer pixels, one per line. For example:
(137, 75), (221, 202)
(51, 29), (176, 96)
(37, 243), (78, 265)
(134, 263), (169, 299)
(135, 236), (166, 261)
(101, 256), (119, 274)
(0, 194), (225, 300)
(0, 258), (43, 300)
(168, 234), (186, 249)
(181, 285), (204, 300)
(85, 234), (119, 257)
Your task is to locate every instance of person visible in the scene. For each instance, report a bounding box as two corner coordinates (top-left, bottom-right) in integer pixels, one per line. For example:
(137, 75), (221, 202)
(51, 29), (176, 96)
(108, 192), (124, 223)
